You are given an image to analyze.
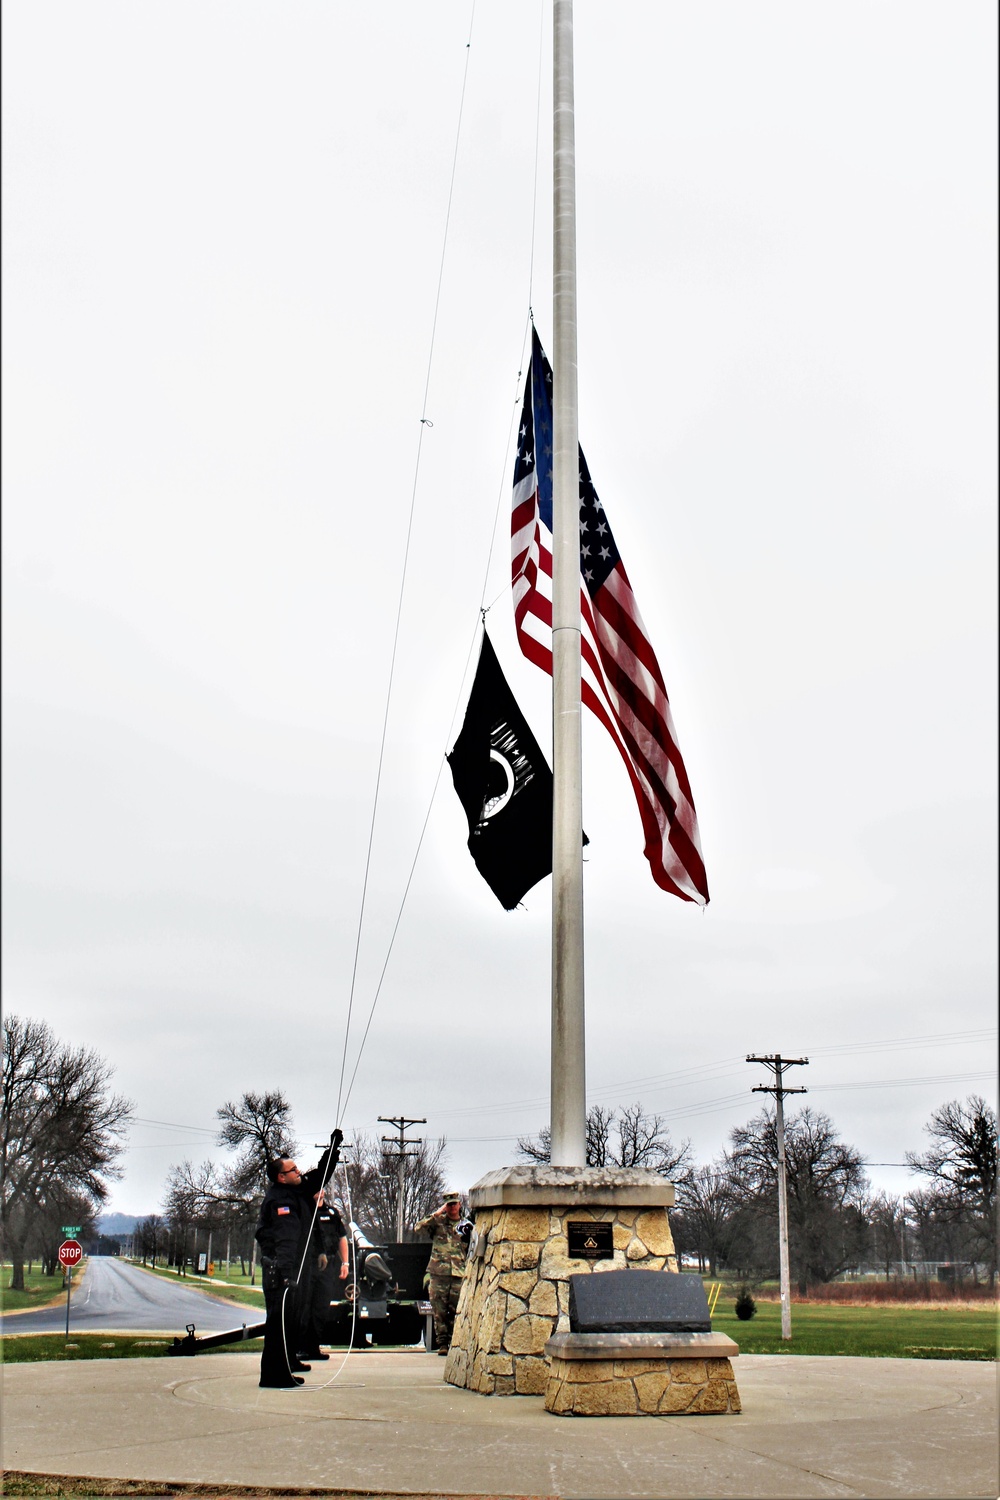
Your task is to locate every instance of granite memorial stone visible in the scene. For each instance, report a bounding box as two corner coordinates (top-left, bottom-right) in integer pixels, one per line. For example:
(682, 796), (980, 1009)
(569, 1269), (711, 1334)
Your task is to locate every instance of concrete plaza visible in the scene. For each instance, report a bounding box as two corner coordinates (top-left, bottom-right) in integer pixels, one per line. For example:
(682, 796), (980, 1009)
(2, 1348), (996, 1499)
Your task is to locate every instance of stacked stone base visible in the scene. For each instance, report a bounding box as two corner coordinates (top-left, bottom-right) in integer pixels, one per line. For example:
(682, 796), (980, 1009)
(544, 1333), (741, 1416)
(444, 1166), (677, 1397)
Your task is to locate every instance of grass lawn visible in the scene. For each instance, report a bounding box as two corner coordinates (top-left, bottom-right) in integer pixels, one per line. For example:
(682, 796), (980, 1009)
(712, 1298), (997, 1359)
(3, 1301), (995, 1364)
(1, 1332), (264, 1363)
(2, 1263), (83, 1313)
(129, 1261), (264, 1310)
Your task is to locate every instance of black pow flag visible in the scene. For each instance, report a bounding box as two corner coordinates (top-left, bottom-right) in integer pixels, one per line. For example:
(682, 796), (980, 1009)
(448, 633), (578, 909)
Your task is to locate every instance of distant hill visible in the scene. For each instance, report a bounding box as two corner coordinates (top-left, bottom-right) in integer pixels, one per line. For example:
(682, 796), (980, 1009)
(97, 1213), (140, 1236)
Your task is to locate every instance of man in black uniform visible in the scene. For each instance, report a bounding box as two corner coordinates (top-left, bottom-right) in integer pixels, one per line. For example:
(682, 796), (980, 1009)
(297, 1197), (349, 1363)
(255, 1136), (342, 1389)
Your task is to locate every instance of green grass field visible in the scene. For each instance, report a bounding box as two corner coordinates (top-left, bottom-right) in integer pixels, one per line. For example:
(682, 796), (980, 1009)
(128, 1261), (265, 1310)
(3, 1302), (995, 1363)
(711, 1298), (997, 1358)
(1, 1263), (83, 1313)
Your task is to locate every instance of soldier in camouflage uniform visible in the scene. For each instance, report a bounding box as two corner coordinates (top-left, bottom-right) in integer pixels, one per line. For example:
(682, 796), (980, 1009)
(414, 1192), (466, 1354)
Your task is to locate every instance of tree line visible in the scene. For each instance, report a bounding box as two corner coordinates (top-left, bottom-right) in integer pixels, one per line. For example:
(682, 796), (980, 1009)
(519, 1095), (997, 1290)
(3, 1012), (995, 1293)
(140, 1089), (449, 1278)
(1, 1015), (132, 1287)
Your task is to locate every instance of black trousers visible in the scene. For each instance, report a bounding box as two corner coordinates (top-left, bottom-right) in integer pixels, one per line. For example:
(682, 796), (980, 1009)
(293, 1255), (322, 1356)
(306, 1260), (340, 1348)
(260, 1274), (298, 1385)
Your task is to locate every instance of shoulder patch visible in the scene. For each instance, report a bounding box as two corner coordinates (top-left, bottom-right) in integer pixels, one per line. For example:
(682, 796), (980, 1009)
(276, 1205), (291, 1215)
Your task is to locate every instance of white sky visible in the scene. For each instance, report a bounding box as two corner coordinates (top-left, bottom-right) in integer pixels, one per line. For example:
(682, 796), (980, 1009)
(3, 1), (996, 1218)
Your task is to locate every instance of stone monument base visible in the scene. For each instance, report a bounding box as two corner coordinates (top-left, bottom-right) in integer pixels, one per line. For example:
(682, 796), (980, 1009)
(444, 1165), (678, 1397)
(544, 1331), (742, 1416)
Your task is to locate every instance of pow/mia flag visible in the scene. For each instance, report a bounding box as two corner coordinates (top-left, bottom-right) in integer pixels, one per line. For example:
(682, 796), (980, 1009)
(448, 633), (584, 909)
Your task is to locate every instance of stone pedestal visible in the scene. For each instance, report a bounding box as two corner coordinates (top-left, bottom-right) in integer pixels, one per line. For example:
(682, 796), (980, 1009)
(444, 1165), (677, 1396)
(544, 1331), (741, 1416)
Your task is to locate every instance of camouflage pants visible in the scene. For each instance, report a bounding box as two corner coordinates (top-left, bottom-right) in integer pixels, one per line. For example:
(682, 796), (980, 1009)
(429, 1276), (462, 1350)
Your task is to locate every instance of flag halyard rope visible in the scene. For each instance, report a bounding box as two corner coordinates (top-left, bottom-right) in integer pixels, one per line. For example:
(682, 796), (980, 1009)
(334, 6), (547, 1124)
(334, 3), (478, 1129)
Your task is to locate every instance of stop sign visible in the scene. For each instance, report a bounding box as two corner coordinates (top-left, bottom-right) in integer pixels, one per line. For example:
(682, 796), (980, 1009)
(58, 1239), (83, 1268)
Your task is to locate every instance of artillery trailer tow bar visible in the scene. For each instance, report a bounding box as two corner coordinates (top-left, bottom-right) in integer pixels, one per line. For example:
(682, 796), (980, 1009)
(169, 1320), (266, 1355)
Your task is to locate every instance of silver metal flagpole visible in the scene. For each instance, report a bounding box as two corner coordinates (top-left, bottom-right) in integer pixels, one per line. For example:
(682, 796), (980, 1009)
(549, 0), (586, 1167)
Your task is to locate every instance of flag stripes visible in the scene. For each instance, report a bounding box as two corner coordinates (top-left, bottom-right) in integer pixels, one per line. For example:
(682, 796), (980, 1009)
(511, 328), (709, 905)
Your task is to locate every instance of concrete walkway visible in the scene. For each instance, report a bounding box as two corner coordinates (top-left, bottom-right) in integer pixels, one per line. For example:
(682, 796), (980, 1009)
(2, 1350), (996, 1499)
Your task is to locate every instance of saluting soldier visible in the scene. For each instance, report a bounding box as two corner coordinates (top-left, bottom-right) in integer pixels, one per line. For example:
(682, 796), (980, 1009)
(414, 1191), (467, 1355)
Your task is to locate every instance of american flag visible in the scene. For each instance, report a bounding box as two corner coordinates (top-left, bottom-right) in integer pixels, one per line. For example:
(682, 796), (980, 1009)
(511, 327), (709, 905)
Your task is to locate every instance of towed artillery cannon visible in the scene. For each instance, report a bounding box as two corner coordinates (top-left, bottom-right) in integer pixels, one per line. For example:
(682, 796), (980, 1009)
(318, 1223), (432, 1349)
(169, 1226), (432, 1355)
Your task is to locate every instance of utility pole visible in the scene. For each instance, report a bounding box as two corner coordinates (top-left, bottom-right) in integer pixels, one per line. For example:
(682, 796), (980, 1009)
(747, 1054), (808, 1341)
(378, 1116), (426, 1243)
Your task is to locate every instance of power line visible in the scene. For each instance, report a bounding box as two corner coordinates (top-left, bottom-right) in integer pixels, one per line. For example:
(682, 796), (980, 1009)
(813, 1071), (993, 1093)
(424, 1027), (995, 1124)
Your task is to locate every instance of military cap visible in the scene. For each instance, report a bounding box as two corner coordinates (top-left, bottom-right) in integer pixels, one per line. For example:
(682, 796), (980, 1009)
(442, 1191), (462, 1203)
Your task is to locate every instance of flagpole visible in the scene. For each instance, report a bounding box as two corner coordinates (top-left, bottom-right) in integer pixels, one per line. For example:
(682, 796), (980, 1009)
(549, 0), (586, 1167)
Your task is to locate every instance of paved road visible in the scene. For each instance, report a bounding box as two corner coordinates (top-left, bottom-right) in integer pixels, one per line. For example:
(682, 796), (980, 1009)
(1, 1256), (261, 1337)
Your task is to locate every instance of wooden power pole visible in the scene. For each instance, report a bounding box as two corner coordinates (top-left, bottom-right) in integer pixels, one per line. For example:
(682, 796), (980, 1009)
(378, 1115), (426, 1242)
(746, 1054), (808, 1340)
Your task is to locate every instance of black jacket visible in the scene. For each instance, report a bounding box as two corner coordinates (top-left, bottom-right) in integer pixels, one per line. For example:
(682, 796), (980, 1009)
(315, 1204), (348, 1257)
(255, 1182), (312, 1280)
(254, 1138), (343, 1281)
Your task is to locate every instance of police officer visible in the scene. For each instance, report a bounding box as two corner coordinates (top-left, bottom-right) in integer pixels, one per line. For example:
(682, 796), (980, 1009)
(255, 1158), (317, 1387)
(414, 1192), (467, 1355)
(297, 1196), (349, 1363)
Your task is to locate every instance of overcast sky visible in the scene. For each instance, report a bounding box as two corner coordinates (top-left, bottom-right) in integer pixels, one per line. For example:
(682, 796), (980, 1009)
(3, 2), (996, 1218)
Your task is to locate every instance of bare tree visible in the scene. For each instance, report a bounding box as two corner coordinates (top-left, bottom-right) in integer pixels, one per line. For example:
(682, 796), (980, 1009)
(517, 1103), (692, 1181)
(161, 1156), (260, 1276)
(868, 1190), (906, 1278)
(1, 1015), (132, 1290)
(216, 1090), (296, 1198)
(614, 1103), (693, 1179)
(726, 1106), (869, 1294)
(339, 1132), (448, 1242)
(157, 1091), (296, 1283)
(134, 1214), (163, 1267)
(670, 1164), (738, 1277)
(906, 1095), (998, 1283)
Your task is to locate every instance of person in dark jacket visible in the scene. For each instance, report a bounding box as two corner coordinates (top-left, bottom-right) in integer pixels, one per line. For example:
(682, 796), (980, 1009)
(255, 1157), (326, 1388)
(297, 1198), (350, 1362)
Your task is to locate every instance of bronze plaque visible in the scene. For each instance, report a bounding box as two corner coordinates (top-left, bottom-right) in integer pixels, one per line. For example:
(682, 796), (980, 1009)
(567, 1221), (614, 1260)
